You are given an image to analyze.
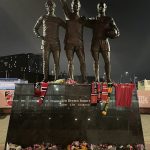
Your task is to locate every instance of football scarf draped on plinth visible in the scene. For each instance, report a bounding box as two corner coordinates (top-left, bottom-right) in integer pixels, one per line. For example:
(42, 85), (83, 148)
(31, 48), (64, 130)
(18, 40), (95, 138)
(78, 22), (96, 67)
(34, 82), (49, 105)
(90, 82), (113, 115)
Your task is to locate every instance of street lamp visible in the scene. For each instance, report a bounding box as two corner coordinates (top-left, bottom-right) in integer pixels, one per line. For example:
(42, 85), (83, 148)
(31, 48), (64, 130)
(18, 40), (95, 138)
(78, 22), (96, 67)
(103, 72), (106, 81)
(125, 71), (129, 76)
(4, 62), (8, 78)
(133, 74), (138, 84)
(120, 71), (131, 83)
(51, 70), (54, 76)
(125, 71), (132, 82)
(120, 74), (123, 83)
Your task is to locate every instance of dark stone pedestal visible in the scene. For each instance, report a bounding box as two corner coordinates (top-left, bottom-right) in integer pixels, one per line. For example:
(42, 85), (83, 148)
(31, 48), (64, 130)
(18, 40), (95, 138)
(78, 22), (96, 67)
(5, 83), (144, 148)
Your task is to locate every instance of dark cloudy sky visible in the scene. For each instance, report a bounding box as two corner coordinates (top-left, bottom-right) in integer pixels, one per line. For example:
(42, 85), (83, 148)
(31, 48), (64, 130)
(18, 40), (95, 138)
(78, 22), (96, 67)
(0, 0), (150, 81)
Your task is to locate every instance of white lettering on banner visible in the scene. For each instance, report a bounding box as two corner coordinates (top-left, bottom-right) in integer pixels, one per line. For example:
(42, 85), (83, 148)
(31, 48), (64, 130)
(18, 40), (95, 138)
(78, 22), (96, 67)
(138, 90), (150, 108)
(139, 97), (149, 104)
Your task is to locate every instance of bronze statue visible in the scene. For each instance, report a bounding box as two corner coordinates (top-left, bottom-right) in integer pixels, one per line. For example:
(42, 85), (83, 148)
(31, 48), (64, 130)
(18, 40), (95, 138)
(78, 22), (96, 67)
(33, 0), (65, 82)
(60, 0), (87, 82)
(86, 2), (120, 82)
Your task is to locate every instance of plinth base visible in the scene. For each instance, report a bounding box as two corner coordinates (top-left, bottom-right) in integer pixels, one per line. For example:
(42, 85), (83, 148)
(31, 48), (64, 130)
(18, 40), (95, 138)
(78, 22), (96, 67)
(5, 83), (144, 148)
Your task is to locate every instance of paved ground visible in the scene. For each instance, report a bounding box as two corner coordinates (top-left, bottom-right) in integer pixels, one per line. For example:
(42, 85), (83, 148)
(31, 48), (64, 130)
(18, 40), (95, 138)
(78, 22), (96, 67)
(141, 115), (150, 149)
(0, 115), (150, 150)
(0, 115), (9, 150)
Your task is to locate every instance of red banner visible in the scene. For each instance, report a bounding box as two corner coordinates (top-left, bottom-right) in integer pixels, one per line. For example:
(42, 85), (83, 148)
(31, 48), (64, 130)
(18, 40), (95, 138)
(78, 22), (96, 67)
(0, 90), (14, 108)
(137, 90), (150, 108)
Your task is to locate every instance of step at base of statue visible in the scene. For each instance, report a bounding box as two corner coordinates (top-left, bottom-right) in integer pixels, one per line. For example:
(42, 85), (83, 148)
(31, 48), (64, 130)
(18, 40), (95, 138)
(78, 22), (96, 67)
(5, 83), (144, 148)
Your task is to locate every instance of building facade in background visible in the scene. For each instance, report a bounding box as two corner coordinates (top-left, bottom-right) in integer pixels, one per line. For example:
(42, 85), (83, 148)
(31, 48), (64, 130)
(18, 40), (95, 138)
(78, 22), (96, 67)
(0, 53), (43, 82)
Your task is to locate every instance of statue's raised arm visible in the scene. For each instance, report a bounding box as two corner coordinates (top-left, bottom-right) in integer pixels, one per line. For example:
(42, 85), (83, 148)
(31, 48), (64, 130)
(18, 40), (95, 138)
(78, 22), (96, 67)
(59, 0), (87, 83)
(60, 0), (72, 19)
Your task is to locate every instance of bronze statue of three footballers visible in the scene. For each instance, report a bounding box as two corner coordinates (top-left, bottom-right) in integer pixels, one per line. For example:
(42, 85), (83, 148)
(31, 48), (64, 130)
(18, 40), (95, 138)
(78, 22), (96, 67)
(33, 0), (120, 83)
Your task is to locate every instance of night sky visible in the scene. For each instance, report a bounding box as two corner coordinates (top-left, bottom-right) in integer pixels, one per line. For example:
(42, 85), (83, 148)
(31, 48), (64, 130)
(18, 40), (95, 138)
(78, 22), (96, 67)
(0, 0), (150, 81)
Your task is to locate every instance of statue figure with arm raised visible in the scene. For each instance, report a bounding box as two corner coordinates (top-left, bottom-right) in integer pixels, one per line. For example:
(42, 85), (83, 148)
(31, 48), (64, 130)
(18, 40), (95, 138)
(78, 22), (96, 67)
(60, 0), (87, 83)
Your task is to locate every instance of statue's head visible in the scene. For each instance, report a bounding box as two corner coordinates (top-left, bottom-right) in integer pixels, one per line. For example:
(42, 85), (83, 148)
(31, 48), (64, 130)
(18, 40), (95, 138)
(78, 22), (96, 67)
(71, 0), (81, 14)
(45, 0), (56, 14)
(97, 2), (107, 15)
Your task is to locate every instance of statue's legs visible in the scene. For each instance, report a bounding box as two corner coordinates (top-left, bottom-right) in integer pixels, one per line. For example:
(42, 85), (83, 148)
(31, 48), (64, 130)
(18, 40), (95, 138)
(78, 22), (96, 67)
(65, 47), (74, 80)
(42, 42), (50, 82)
(91, 40), (100, 82)
(76, 46), (87, 82)
(101, 40), (111, 82)
(91, 50), (100, 82)
(51, 44), (61, 81)
(101, 51), (111, 82)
